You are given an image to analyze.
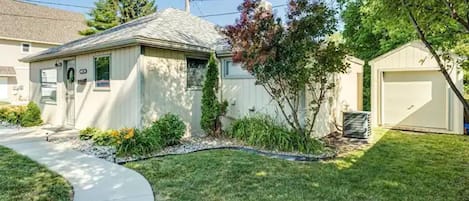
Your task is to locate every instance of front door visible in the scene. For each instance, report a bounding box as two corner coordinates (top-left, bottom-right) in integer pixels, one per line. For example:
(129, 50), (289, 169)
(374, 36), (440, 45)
(64, 60), (76, 127)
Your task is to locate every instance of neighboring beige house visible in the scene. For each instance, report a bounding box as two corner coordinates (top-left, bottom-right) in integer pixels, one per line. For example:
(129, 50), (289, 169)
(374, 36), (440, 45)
(0, 0), (86, 104)
(22, 8), (363, 137)
(370, 41), (464, 134)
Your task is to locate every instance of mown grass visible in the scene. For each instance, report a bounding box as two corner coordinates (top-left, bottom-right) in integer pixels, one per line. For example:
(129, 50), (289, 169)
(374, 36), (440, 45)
(0, 146), (73, 201)
(126, 130), (469, 201)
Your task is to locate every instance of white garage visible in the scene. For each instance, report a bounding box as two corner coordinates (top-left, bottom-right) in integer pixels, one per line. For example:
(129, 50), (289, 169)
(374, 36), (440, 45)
(370, 41), (464, 134)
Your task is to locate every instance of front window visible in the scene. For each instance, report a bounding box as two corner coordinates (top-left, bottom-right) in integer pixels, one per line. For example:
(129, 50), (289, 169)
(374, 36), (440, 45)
(186, 58), (207, 90)
(21, 43), (31, 53)
(40, 68), (57, 103)
(94, 55), (111, 88)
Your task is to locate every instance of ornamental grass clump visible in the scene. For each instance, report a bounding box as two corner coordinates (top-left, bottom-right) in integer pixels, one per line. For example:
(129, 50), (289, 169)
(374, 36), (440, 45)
(228, 115), (323, 154)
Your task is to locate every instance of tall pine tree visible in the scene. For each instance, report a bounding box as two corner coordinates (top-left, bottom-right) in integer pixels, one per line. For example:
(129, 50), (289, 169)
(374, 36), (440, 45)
(79, 0), (119, 36)
(80, 0), (156, 36)
(119, 0), (156, 23)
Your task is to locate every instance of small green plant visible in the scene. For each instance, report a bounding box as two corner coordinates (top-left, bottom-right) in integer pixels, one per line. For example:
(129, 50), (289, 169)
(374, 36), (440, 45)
(117, 127), (162, 156)
(20, 102), (43, 127)
(79, 127), (101, 140)
(0, 105), (26, 125)
(228, 115), (323, 154)
(92, 130), (118, 146)
(155, 113), (186, 146)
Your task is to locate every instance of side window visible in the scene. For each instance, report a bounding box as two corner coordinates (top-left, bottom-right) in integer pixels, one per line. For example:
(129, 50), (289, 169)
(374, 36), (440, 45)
(186, 58), (208, 90)
(94, 55), (111, 88)
(224, 60), (252, 78)
(40, 68), (57, 103)
(21, 43), (31, 53)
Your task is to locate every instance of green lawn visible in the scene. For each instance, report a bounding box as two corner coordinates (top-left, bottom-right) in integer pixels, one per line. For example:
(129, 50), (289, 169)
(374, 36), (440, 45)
(126, 130), (469, 201)
(0, 146), (73, 201)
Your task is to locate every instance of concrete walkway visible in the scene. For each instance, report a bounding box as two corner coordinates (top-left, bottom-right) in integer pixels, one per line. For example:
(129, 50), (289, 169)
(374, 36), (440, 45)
(0, 128), (154, 201)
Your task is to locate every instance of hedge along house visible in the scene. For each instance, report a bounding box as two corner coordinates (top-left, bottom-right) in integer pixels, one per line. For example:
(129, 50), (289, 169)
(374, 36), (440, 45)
(22, 8), (364, 137)
(370, 41), (464, 134)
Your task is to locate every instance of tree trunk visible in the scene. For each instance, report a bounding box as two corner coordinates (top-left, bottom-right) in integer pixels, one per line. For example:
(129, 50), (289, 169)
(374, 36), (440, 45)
(403, 0), (469, 115)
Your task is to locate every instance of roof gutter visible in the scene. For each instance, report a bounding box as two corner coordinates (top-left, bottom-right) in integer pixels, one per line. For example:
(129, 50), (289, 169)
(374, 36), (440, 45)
(20, 38), (139, 62)
(20, 36), (218, 63)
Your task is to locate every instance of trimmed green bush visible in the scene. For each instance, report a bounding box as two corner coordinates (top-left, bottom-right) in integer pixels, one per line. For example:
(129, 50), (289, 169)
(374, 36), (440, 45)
(154, 113), (186, 146)
(20, 102), (43, 127)
(228, 115), (323, 154)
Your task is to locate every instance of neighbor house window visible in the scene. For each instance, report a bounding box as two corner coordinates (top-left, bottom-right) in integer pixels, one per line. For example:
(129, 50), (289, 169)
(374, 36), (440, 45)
(40, 68), (57, 103)
(21, 43), (31, 53)
(94, 55), (111, 88)
(187, 58), (207, 89)
(224, 60), (253, 78)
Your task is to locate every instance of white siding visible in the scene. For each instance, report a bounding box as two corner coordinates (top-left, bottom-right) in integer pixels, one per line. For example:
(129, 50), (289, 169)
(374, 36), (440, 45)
(141, 47), (208, 136)
(30, 46), (141, 129)
(220, 57), (364, 137)
(0, 38), (56, 103)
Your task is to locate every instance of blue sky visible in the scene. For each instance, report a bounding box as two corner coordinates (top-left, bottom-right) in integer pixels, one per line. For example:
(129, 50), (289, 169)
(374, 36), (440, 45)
(35, 0), (291, 26)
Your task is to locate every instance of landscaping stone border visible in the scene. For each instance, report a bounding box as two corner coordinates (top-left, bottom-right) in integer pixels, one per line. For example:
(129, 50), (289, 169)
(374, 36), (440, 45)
(116, 146), (338, 165)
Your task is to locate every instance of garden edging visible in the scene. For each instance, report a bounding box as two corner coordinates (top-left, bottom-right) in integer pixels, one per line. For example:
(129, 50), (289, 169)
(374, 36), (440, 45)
(116, 146), (338, 165)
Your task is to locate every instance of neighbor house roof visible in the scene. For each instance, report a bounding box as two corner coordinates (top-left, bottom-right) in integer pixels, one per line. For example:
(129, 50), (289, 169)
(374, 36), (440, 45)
(0, 0), (86, 44)
(22, 8), (226, 62)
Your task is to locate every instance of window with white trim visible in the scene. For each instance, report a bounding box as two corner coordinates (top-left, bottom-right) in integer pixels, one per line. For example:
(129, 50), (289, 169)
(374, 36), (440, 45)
(187, 58), (208, 89)
(224, 60), (253, 78)
(21, 43), (31, 53)
(40, 68), (57, 103)
(94, 55), (111, 88)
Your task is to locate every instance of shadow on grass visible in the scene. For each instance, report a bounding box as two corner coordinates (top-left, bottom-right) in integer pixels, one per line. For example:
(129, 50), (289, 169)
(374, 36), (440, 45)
(126, 129), (469, 201)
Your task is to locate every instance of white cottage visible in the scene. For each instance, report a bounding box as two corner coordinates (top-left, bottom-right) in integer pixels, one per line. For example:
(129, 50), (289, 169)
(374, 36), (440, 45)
(22, 8), (364, 137)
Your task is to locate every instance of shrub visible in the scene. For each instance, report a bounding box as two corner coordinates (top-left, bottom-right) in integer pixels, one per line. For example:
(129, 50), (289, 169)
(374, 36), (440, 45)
(116, 127), (162, 156)
(79, 127), (101, 140)
(20, 102), (43, 127)
(228, 115), (323, 154)
(0, 106), (26, 124)
(92, 130), (118, 146)
(154, 113), (186, 146)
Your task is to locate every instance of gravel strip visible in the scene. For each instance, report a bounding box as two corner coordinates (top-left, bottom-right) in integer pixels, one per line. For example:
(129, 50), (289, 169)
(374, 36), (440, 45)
(49, 135), (337, 164)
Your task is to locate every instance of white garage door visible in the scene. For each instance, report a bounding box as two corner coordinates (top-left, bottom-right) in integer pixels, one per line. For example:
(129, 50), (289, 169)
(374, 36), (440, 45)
(0, 77), (8, 100)
(382, 71), (447, 129)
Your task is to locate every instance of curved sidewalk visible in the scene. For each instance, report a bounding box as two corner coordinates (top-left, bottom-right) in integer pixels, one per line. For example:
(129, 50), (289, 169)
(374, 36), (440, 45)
(0, 128), (154, 201)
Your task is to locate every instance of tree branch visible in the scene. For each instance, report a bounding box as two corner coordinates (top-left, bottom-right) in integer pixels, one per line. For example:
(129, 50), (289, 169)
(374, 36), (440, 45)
(262, 83), (298, 131)
(403, 0), (469, 114)
(442, 0), (469, 31)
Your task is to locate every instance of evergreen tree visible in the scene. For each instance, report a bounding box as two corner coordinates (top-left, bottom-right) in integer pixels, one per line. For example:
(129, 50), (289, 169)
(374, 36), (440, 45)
(201, 54), (227, 136)
(119, 0), (157, 23)
(80, 0), (156, 36)
(80, 0), (119, 36)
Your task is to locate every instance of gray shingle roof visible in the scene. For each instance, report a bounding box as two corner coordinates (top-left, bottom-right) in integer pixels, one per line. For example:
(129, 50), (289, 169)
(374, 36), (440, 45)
(23, 8), (227, 62)
(0, 0), (86, 44)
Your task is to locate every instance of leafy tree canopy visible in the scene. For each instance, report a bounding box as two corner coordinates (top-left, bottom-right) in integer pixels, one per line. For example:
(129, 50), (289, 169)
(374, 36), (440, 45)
(80, 0), (156, 35)
(224, 0), (348, 136)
